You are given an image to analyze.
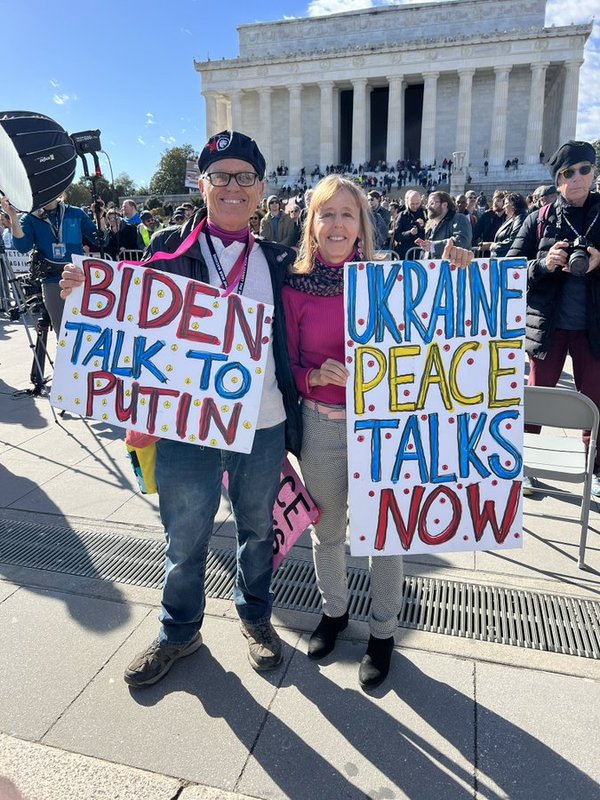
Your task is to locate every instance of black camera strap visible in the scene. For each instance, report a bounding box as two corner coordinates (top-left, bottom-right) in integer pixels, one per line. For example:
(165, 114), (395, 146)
(559, 204), (600, 242)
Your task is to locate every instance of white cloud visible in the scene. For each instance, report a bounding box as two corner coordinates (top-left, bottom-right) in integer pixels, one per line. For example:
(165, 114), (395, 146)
(545, 0), (598, 26)
(50, 79), (59, 88)
(308, 0), (372, 15)
(159, 135), (177, 145)
(145, 112), (156, 126)
(52, 94), (70, 105)
(180, 27), (192, 35)
(137, 136), (146, 146)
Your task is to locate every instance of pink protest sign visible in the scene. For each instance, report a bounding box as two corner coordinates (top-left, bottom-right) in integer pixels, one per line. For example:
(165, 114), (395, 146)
(224, 457), (320, 570)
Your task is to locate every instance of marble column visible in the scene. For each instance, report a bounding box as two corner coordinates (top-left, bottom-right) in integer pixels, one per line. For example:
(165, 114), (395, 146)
(366, 85), (373, 165)
(332, 87), (340, 165)
(319, 81), (335, 170)
(488, 66), (511, 167)
(258, 88), (273, 174)
(288, 84), (303, 175)
(455, 69), (475, 162)
(386, 75), (405, 164)
(351, 78), (368, 167)
(203, 92), (218, 138)
(524, 62), (549, 164)
(420, 71), (439, 166)
(229, 89), (243, 130)
(559, 61), (583, 144)
(216, 95), (228, 131)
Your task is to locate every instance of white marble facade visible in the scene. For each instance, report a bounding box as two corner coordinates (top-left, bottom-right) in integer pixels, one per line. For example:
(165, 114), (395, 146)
(194, 0), (591, 176)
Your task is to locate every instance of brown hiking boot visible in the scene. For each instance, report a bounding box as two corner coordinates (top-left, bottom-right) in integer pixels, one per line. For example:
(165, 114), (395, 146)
(240, 621), (283, 671)
(124, 632), (203, 688)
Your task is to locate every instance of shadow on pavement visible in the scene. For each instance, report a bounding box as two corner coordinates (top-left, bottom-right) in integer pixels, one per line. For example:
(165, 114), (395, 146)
(128, 644), (599, 799)
(0, 465), (131, 631)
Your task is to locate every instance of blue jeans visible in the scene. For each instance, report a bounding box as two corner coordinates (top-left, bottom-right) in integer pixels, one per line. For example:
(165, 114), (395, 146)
(155, 423), (285, 644)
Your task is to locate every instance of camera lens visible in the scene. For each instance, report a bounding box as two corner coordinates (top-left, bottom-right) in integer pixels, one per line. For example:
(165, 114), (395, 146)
(568, 248), (589, 277)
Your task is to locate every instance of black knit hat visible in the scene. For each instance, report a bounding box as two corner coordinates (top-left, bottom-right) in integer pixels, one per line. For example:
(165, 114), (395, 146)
(548, 140), (596, 182)
(197, 130), (266, 179)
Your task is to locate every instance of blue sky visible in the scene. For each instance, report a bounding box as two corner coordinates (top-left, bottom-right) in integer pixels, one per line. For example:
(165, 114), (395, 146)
(2, 0), (597, 188)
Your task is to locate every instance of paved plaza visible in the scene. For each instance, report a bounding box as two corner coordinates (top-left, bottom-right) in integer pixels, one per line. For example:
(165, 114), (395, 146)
(0, 314), (599, 800)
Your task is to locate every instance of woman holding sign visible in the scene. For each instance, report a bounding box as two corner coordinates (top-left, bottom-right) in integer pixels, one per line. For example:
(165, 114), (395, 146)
(282, 176), (403, 689)
(283, 176), (473, 689)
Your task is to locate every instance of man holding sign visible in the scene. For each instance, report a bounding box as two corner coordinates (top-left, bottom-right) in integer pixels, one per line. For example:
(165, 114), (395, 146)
(60, 131), (302, 686)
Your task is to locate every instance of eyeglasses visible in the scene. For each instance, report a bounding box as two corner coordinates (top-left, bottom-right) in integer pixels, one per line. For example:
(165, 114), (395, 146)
(204, 171), (259, 187)
(250, 216), (259, 220)
(558, 164), (593, 180)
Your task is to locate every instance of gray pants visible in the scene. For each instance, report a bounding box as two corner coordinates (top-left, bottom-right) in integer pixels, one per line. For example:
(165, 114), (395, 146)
(41, 280), (64, 337)
(300, 403), (404, 639)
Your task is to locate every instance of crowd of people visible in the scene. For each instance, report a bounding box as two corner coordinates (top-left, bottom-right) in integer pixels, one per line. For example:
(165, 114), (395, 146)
(3, 128), (599, 692)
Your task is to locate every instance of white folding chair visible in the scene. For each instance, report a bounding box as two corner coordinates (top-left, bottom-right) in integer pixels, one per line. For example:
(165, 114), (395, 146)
(523, 385), (599, 569)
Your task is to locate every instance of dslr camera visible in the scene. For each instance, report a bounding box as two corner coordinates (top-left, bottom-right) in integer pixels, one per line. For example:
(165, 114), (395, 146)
(566, 236), (590, 277)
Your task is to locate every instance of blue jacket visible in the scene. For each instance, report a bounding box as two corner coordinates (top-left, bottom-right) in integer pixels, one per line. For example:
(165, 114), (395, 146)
(12, 204), (98, 281)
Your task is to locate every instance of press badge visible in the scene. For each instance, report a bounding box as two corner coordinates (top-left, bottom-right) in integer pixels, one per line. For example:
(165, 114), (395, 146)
(52, 243), (66, 258)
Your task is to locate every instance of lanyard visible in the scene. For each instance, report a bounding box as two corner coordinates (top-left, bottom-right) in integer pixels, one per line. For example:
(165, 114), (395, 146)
(45, 203), (65, 243)
(204, 227), (253, 296)
(559, 205), (600, 241)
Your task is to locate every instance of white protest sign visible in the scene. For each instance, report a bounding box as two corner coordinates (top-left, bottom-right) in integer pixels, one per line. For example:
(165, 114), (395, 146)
(5, 249), (30, 273)
(345, 257), (526, 557)
(51, 255), (272, 453)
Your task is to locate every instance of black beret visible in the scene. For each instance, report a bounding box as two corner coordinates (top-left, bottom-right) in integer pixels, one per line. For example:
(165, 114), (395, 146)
(548, 140), (596, 182)
(197, 130), (266, 179)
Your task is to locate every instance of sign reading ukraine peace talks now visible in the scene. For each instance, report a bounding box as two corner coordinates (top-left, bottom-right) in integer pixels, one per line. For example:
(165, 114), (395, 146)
(344, 257), (527, 557)
(51, 256), (272, 454)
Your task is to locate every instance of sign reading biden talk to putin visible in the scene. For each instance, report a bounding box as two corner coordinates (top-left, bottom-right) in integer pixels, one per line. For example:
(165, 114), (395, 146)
(51, 256), (272, 453)
(345, 257), (526, 557)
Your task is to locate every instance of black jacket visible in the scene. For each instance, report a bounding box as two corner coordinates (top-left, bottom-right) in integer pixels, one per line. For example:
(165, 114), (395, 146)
(144, 210), (302, 456)
(507, 193), (600, 360)
(492, 212), (526, 258)
(472, 209), (506, 247)
(393, 208), (426, 258)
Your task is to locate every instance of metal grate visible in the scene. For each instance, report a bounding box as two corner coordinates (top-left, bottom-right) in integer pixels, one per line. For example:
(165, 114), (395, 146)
(0, 517), (599, 659)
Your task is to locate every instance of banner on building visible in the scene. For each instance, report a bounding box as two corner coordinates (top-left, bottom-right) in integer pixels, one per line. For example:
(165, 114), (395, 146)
(345, 257), (527, 557)
(51, 255), (272, 454)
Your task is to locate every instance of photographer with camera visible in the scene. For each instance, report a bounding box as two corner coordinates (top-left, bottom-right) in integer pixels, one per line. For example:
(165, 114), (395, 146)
(508, 139), (600, 496)
(0, 193), (104, 336)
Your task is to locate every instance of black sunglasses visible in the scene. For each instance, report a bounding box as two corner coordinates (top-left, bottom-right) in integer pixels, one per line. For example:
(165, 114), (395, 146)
(559, 164), (593, 180)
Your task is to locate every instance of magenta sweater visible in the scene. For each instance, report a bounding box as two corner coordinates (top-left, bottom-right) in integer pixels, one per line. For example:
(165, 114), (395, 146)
(282, 278), (346, 407)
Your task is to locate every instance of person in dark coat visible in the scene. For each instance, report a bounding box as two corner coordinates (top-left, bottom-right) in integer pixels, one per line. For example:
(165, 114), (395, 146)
(507, 140), (600, 496)
(472, 190), (506, 256)
(489, 192), (528, 258)
(392, 190), (425, 258)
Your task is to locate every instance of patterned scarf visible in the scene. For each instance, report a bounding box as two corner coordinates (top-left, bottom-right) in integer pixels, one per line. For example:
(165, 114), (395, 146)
(286, 251), (357, 297)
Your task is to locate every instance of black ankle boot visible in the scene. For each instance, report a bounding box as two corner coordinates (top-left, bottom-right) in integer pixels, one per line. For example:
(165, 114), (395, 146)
(308, 611), (349, 659)
(358, 635), (395, 689)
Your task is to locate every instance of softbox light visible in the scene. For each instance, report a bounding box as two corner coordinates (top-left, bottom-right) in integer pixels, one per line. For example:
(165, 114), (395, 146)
(0, 111), (77, 212)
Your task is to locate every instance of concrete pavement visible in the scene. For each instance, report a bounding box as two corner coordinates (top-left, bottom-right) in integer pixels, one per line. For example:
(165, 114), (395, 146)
(0, 313), (599, 800)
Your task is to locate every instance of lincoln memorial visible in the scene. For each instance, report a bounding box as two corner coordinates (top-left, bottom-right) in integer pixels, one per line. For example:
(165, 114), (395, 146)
(194, 0), (591, 183)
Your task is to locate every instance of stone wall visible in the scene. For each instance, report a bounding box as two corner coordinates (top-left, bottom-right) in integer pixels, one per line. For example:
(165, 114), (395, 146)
(238, 0), (547, 59)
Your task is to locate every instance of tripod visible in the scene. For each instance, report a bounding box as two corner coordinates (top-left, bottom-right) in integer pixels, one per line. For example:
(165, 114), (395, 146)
(0, 247), (59, 420)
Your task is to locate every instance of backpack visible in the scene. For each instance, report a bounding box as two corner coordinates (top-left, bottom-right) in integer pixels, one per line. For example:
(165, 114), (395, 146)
(536, 202), (552, 245)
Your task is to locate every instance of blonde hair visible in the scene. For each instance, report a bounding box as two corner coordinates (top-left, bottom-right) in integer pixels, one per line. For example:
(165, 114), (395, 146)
(293, 175), (374, 274)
